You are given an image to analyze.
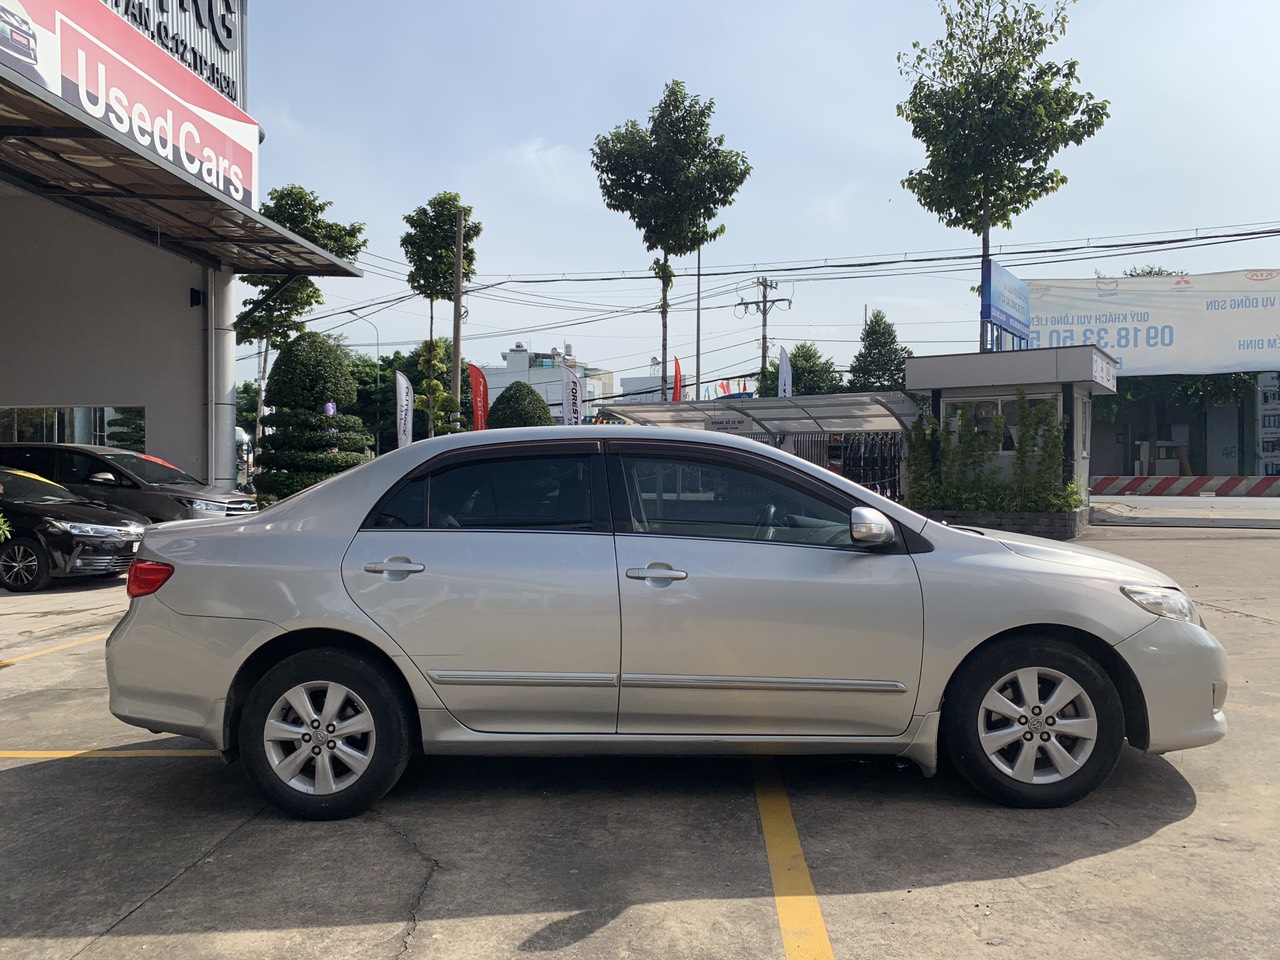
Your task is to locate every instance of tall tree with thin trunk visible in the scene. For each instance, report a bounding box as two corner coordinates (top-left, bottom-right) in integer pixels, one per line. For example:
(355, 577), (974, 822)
(237, 184), (367, 444)
(591, 80), (751, 398)
(400, 192), (482, 436)
(897, 0), (1108, 263)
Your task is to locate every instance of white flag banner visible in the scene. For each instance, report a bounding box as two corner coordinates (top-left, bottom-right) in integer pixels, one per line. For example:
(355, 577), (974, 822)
(395, 371), (413, 448)
(778, 346), (793, 398)
(560, 364), (583, 425)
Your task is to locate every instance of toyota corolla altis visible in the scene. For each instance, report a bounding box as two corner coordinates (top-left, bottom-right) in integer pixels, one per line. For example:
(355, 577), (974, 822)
(105, 427), (1227, 819)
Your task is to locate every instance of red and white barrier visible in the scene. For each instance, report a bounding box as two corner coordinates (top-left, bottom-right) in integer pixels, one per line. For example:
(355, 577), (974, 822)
(1090, 476), (1280, 497)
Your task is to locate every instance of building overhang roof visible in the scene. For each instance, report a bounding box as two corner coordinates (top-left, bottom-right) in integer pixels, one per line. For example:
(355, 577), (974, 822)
(600, 393), (921, 435)
(0, 68), (360, 277)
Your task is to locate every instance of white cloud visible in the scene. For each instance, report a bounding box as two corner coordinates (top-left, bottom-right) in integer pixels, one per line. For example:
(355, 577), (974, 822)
(501, 138), (598, 207)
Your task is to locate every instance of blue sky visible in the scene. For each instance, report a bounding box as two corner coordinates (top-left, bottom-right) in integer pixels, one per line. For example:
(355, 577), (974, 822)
(235, 0), (1280, 391)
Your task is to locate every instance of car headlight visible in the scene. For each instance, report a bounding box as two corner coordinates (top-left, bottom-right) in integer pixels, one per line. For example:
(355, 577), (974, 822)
(174, 498), (228, 514)
(1121, 585), (1197, 622)
(49, 520), (131, 537)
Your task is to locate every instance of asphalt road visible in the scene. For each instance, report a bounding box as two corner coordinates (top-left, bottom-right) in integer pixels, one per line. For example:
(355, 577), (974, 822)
(0, 525), (1276, 960)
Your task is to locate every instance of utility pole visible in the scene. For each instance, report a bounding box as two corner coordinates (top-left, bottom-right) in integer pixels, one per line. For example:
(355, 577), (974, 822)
(451, 208), (464, 406)
(738, 277), (790, 390)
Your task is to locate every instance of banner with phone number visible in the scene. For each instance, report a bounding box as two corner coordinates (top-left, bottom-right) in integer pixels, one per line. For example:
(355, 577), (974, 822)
(1026, 270), (1280, 375)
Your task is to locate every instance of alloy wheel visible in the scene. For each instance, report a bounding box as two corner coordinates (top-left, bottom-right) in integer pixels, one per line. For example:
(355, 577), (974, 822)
(976, 665), (1099, 784)
(262, 680), (377, 795)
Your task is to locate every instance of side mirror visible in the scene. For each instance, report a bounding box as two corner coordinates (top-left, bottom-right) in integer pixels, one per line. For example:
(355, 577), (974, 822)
(849, 506), (895, 546)
(88, 472), (120, 485)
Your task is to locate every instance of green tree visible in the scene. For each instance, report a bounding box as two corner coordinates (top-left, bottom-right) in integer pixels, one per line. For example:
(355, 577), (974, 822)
(255, 332), (371, 500)
(415, 339), (467, 436)
(848, 310), (914, 392)
(592, 80), (751, 400)
(487, 381), (554, 429)
(400, 192), (483, 435)
(897, 0), (1108, 262)
(758, 342), (843, 397)
(236, 381), (261, 435)
(105, 407), (145, 452)
(236, 185), (368, 348)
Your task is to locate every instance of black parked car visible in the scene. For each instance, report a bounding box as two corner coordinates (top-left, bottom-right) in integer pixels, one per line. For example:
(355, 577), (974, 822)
(0, 467), (147, 592)
(0, 443), (258, 522)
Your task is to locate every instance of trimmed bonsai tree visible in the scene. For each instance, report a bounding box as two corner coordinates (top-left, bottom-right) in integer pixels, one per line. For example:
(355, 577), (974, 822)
(487, 381), (555, 429)
(256, 332), (372, 500)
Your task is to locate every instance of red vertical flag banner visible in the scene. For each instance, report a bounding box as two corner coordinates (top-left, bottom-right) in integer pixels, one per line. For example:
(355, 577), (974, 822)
(467, 364), (489, 430)
(672, 357), (682, 402)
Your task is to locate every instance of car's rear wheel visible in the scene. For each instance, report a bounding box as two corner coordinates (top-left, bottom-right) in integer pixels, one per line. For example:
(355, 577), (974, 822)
(0, 538), (52, 592)
(943, 639), (1124, 808)
(239, 649), (412, 820)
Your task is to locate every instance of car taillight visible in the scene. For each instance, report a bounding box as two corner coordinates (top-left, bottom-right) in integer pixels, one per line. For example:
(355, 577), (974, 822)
(127, 560), (174, 597)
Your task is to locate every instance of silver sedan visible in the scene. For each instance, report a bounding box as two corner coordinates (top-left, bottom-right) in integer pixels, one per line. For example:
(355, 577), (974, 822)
(105, 427), (1227, 819)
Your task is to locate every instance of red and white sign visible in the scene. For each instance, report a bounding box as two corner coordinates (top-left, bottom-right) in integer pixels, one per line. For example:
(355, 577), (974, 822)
(468, 364), (489, 431)
(10, 1), (258, 206)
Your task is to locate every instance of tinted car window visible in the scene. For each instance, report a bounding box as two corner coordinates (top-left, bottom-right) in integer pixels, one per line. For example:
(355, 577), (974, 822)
(368, 454), (597, 531)
(0, 470), (83, 504)
(619, 454), (852, 546)
(0, 447), (56, 480)
(59, 451), (109, 484)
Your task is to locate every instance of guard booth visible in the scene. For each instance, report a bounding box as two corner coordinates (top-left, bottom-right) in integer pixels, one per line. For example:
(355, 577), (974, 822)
(599, 393), (921, 500)
(905, 344), (1119, 494)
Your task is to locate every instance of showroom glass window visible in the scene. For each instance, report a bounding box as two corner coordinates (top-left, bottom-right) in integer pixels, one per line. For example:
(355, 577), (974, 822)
(616, 453), (852, 546)
(368, 454), (596, 532)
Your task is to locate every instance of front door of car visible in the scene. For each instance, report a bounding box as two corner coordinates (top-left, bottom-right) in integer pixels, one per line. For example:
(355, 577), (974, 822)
(607, 443), (924, 737)
(342, 443), (621, 734)
(53, 451), (146, 514)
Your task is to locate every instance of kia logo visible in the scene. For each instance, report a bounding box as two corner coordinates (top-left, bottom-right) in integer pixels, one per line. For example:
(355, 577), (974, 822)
(1246, 271), (1279, 281)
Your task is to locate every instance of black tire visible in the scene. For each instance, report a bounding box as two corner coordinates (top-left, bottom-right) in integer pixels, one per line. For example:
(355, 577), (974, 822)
(239, 648), (412, 820)
(942, 638), (1124, 808)
(0, 537), (52, 592)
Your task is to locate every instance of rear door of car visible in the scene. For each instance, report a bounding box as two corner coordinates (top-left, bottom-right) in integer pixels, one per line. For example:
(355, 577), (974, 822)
(607, 439), (925, 737)
(341, 440), (623, 734)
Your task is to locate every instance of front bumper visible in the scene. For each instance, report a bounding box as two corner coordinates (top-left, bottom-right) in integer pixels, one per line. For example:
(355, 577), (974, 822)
(52, 534), (140, 577)
(1115, 616), (1228, 754)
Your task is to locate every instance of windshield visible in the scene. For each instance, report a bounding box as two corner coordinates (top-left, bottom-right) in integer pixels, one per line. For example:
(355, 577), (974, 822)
(0, 470), (84, 504)
(102, 452), (201, 485)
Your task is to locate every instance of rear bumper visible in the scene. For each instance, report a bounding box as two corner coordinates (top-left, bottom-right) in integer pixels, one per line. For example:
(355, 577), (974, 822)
(105, 597), (279, 749)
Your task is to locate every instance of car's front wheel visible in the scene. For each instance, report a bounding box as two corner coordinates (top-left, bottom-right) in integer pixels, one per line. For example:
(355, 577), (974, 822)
(0, 537), (52, 592)
(943, 639), (1125, 808)
(239, 649), (412, 820)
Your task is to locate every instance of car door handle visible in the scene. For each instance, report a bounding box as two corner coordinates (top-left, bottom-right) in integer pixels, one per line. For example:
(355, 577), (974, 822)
(364, 560), (426, 574)
(625, 567), (688, 582)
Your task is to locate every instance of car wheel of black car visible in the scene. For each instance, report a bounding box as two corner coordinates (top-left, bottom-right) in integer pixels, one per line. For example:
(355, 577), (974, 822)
(0, 537), (52, 592)
(943, 638), (1124, 808)
(239, 648), (412, 820)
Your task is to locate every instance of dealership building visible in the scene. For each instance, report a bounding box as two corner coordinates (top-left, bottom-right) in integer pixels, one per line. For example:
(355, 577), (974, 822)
(0, 0), (356, 488)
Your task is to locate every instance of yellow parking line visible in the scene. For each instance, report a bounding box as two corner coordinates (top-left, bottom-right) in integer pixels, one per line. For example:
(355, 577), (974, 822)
(0, 749), (219, 758)
(753, 757), (835, 960)
(0, 632), (109, 668)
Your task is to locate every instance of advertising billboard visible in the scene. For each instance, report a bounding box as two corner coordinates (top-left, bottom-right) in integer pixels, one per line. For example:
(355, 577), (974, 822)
(0, 0), (257, 206)
(1026, 270), (1280, 375)
(982, 259), (1031, 340)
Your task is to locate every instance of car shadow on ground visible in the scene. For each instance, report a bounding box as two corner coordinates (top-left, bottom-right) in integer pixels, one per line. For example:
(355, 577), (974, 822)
(0, 742), (1196, 950)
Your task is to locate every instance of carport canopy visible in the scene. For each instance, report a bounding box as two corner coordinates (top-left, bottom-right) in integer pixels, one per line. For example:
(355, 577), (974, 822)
(600, 392), (921, 437)
(0, 70), (360, 277)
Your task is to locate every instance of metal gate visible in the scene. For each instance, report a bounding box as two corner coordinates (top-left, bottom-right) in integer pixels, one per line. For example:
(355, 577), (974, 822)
(739, 431), (906, 500)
